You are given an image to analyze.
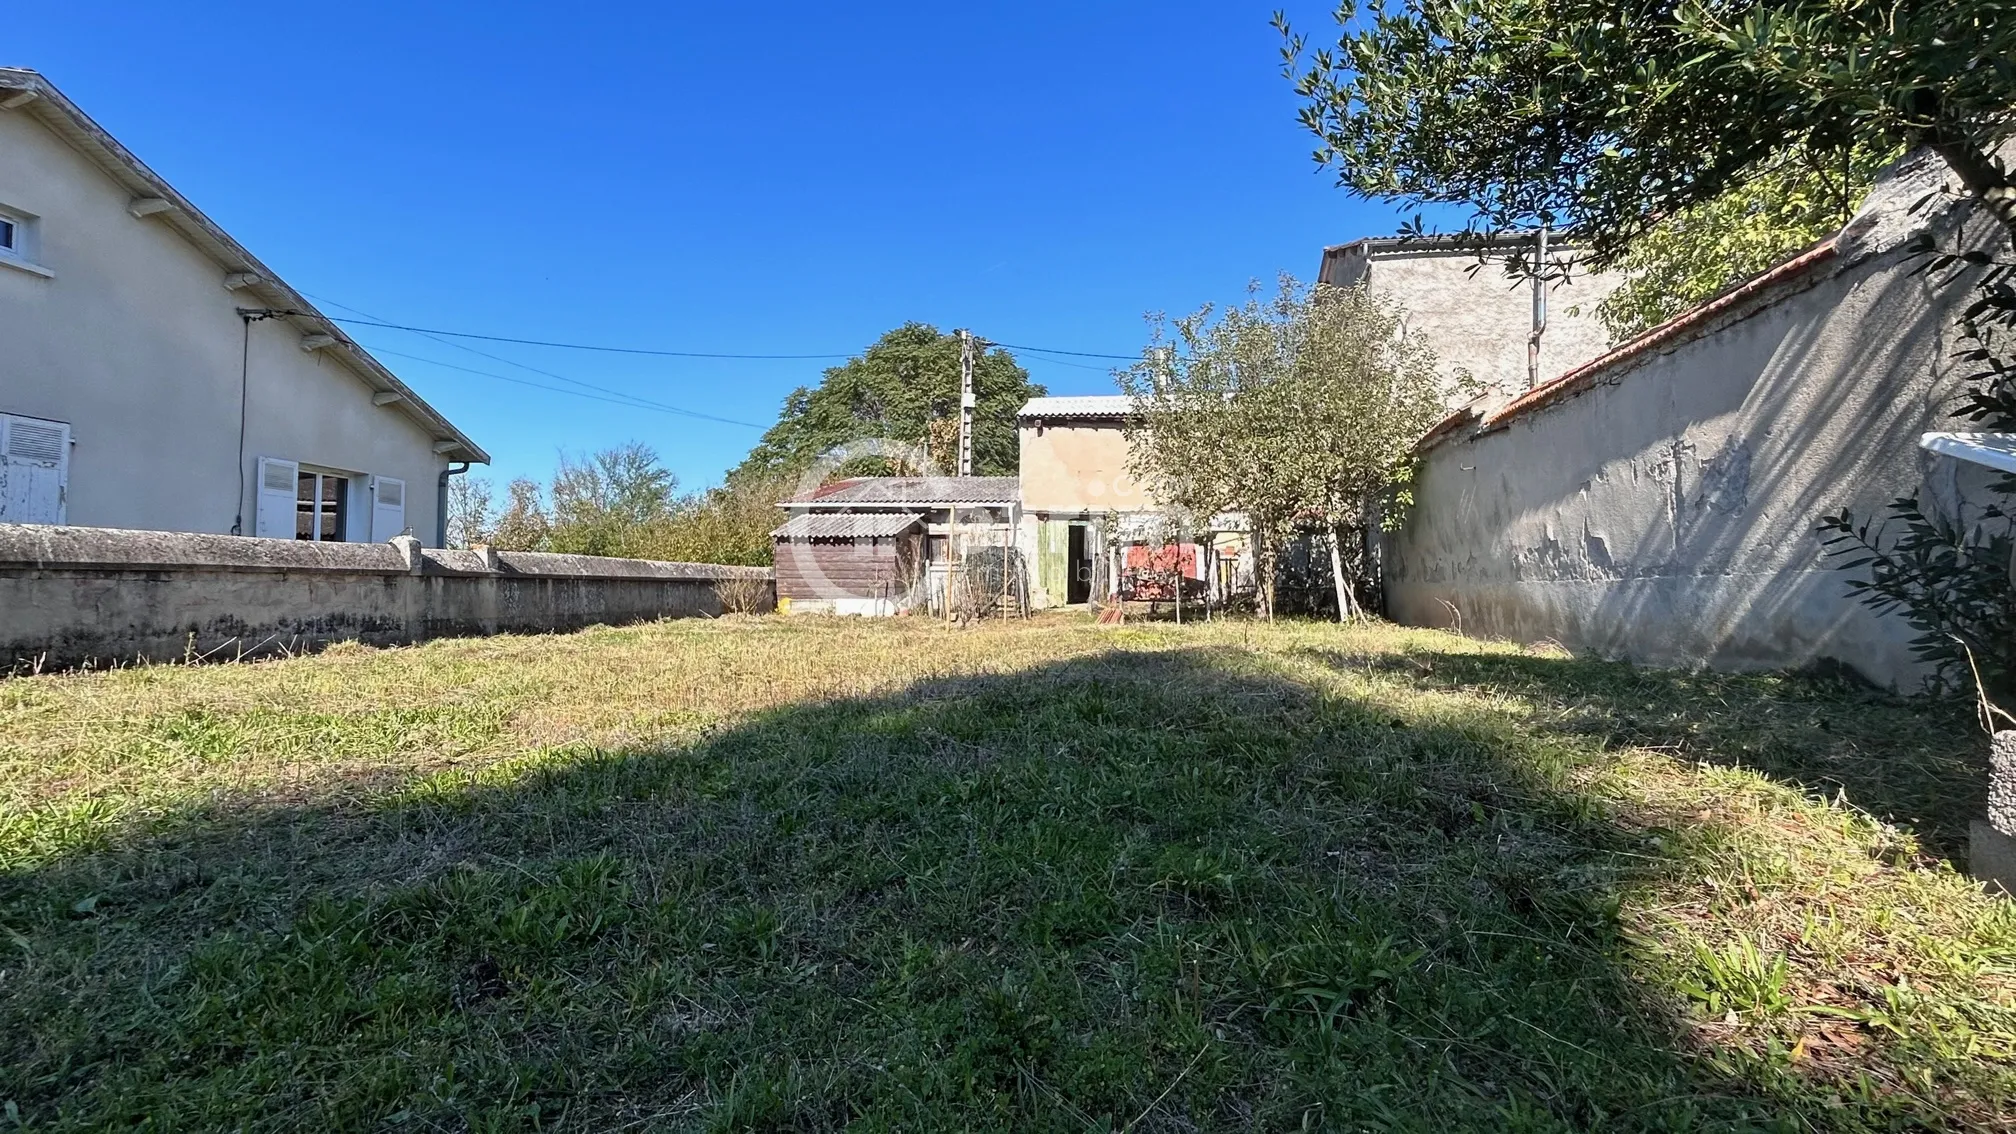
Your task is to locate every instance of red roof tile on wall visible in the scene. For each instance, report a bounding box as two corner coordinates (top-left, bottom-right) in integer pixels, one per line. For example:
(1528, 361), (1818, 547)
(1464, 236), (1842, 437)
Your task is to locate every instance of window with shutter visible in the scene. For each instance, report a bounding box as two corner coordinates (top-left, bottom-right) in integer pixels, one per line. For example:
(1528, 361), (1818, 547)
(0, 414), (70, 525)
(253, 457), (299, 539)
(370, 475), (407, 542)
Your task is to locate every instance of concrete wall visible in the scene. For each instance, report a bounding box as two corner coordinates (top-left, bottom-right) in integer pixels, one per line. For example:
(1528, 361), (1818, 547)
(1384, 151), (2007, 689)
(1323, 242), (1625, 400)
(0, 524), (774, 669)
(0, 99), (453, 542)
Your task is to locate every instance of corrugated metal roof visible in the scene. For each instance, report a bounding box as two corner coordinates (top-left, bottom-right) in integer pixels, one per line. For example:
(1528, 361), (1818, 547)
(784, 476), (1020, 506)
(772, 512), (924, 539)
(1019, 395), (1135, 418)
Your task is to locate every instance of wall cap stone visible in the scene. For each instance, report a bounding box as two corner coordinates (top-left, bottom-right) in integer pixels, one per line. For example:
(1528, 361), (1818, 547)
(0, 523), (775, 582)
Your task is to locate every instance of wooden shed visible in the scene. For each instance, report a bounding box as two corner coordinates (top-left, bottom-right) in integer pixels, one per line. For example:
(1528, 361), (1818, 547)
(770, 512), (924, 615)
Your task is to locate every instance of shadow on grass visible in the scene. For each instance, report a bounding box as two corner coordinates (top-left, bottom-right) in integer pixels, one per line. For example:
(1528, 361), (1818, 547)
(0, 648), (1991, 1131)
(1298, 643), (1989, 863)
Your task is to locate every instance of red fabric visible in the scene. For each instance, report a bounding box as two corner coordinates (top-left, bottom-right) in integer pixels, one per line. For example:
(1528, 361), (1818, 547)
(1123, 543), (1200, 578)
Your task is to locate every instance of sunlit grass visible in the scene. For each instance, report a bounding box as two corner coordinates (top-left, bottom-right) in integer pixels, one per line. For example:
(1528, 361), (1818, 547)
(1, 614), (2010, 1130)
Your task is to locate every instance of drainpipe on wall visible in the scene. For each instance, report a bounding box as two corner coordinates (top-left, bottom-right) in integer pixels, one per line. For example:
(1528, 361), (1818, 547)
(1527, 225), (1549, 390)
(437, 460), (471, 548)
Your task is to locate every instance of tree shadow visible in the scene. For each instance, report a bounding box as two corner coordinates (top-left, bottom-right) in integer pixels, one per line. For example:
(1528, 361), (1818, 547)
(0, 648), (1996, 1131)
(1298, 641), (1987, 862)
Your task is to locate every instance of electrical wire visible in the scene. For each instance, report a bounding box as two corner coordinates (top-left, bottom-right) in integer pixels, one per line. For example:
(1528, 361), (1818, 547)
(305, 293), (766, 427)
(324, 316), (855, 360)
(360, 346), (765, 428)
(313, 310), (1143, 366)
(987, 341), (1141, 361)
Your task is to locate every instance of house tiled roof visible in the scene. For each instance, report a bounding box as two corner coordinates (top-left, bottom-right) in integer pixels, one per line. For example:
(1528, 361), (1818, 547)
(772, 512), (924, 539)
(1019, 395), (1135, 418)
(782, 476), (1020, 507)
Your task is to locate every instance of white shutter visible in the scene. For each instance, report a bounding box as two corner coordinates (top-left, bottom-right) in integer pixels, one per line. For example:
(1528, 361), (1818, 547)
(0, 414), (70, 525)
(254, 457), (299, 539)
(370, 475), (406, 542)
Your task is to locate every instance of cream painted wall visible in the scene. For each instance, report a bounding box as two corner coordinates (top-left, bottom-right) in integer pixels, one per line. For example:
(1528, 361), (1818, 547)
(0, 108), (450, 543)
(1384, 152), (1998, 689)
(1017, 420), (1155, 514)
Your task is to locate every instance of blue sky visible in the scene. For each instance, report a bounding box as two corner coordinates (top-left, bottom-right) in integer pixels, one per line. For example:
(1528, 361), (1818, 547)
(12, 2), (1411, 492)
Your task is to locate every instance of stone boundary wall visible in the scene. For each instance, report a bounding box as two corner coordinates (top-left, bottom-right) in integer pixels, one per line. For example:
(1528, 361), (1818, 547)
(1384, 149), (2010, 689)
(0, 524), (774, 669)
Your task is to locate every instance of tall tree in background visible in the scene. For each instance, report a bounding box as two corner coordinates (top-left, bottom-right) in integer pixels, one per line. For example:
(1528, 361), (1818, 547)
(443, 475), (497, 550)
(1277, 2), (2016, 265)
(545, 443), (681, 558)
(484, 444), (780, 567)
(491, 478), (551, 552)
(730, 323), (1045, 482)
(1121, 278), (1450, 620)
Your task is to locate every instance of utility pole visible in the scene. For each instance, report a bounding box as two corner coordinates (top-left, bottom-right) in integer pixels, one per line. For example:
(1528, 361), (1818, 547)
(1527, 226), (1549, 390)
(958, 329), (976, 477)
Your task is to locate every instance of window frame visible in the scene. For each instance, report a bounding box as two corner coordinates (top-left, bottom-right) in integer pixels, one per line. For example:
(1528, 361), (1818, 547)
(293, 467), (354, 543)
(0, 205), (49, 277)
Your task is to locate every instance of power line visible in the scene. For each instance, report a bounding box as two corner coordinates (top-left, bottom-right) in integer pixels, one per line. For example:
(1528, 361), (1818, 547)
(315, 311), (1143, 365)
(1013, 354), (1123, 373)
(325, 316), (855, 360)
(361, 345), (766, 428)
(989, 341), (1140, 361)
(306, 292), (766, 427)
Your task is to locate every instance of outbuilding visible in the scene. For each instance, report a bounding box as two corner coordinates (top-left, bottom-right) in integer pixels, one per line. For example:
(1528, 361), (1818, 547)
(770, 511), (924, 616)
(772, 476), (1019, 615)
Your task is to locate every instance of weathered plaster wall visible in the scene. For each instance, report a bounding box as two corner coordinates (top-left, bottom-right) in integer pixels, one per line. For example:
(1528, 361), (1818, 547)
(0, 525), (773, 669)
(1017, 421), (1154, 513)
(0, 99), (454, 541)
(1385, 152), (2005, 689)
(1325, 245), (1625, 400)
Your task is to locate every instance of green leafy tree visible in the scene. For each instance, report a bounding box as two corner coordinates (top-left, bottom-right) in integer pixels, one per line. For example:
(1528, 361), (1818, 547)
(650, 474), (792, 568)
(483, 445), (785, 566)
(1592, 153), (1889, 338)
(546, 442), (681, 558)
(1277, 1), (2016, 263)
(730, 323), (1045, 482)
(444, 474), (497, 550)
(1121, 277), (1451, 620)
(490, 477), (551, 552)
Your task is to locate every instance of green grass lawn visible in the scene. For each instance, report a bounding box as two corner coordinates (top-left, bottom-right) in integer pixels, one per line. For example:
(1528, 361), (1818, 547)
(2, 615), (2012, 1131)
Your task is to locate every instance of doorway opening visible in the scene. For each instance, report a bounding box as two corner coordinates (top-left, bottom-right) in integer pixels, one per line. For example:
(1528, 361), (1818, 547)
(1066, 522), (1092, 605)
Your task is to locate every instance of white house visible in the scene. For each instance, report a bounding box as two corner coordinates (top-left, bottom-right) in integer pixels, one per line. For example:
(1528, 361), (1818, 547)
(0, 68), (486, 546)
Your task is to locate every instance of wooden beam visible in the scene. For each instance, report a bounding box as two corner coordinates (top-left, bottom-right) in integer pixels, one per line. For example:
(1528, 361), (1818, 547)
(0, 90), (37, 110)
(221, 271), (261, 291)
(298, 333), (337, 352)
(432, 440), (460, 454)
(127, 197), (173, 219)
(371, 391), (405, 406)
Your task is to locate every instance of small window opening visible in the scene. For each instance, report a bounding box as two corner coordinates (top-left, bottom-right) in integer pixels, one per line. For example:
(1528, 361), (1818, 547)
(0, 216), (16, 253)
(296, 471), (349, 541)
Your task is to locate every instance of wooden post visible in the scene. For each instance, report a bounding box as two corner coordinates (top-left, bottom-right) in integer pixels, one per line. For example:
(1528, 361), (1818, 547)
(946, 506), (959, 624)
